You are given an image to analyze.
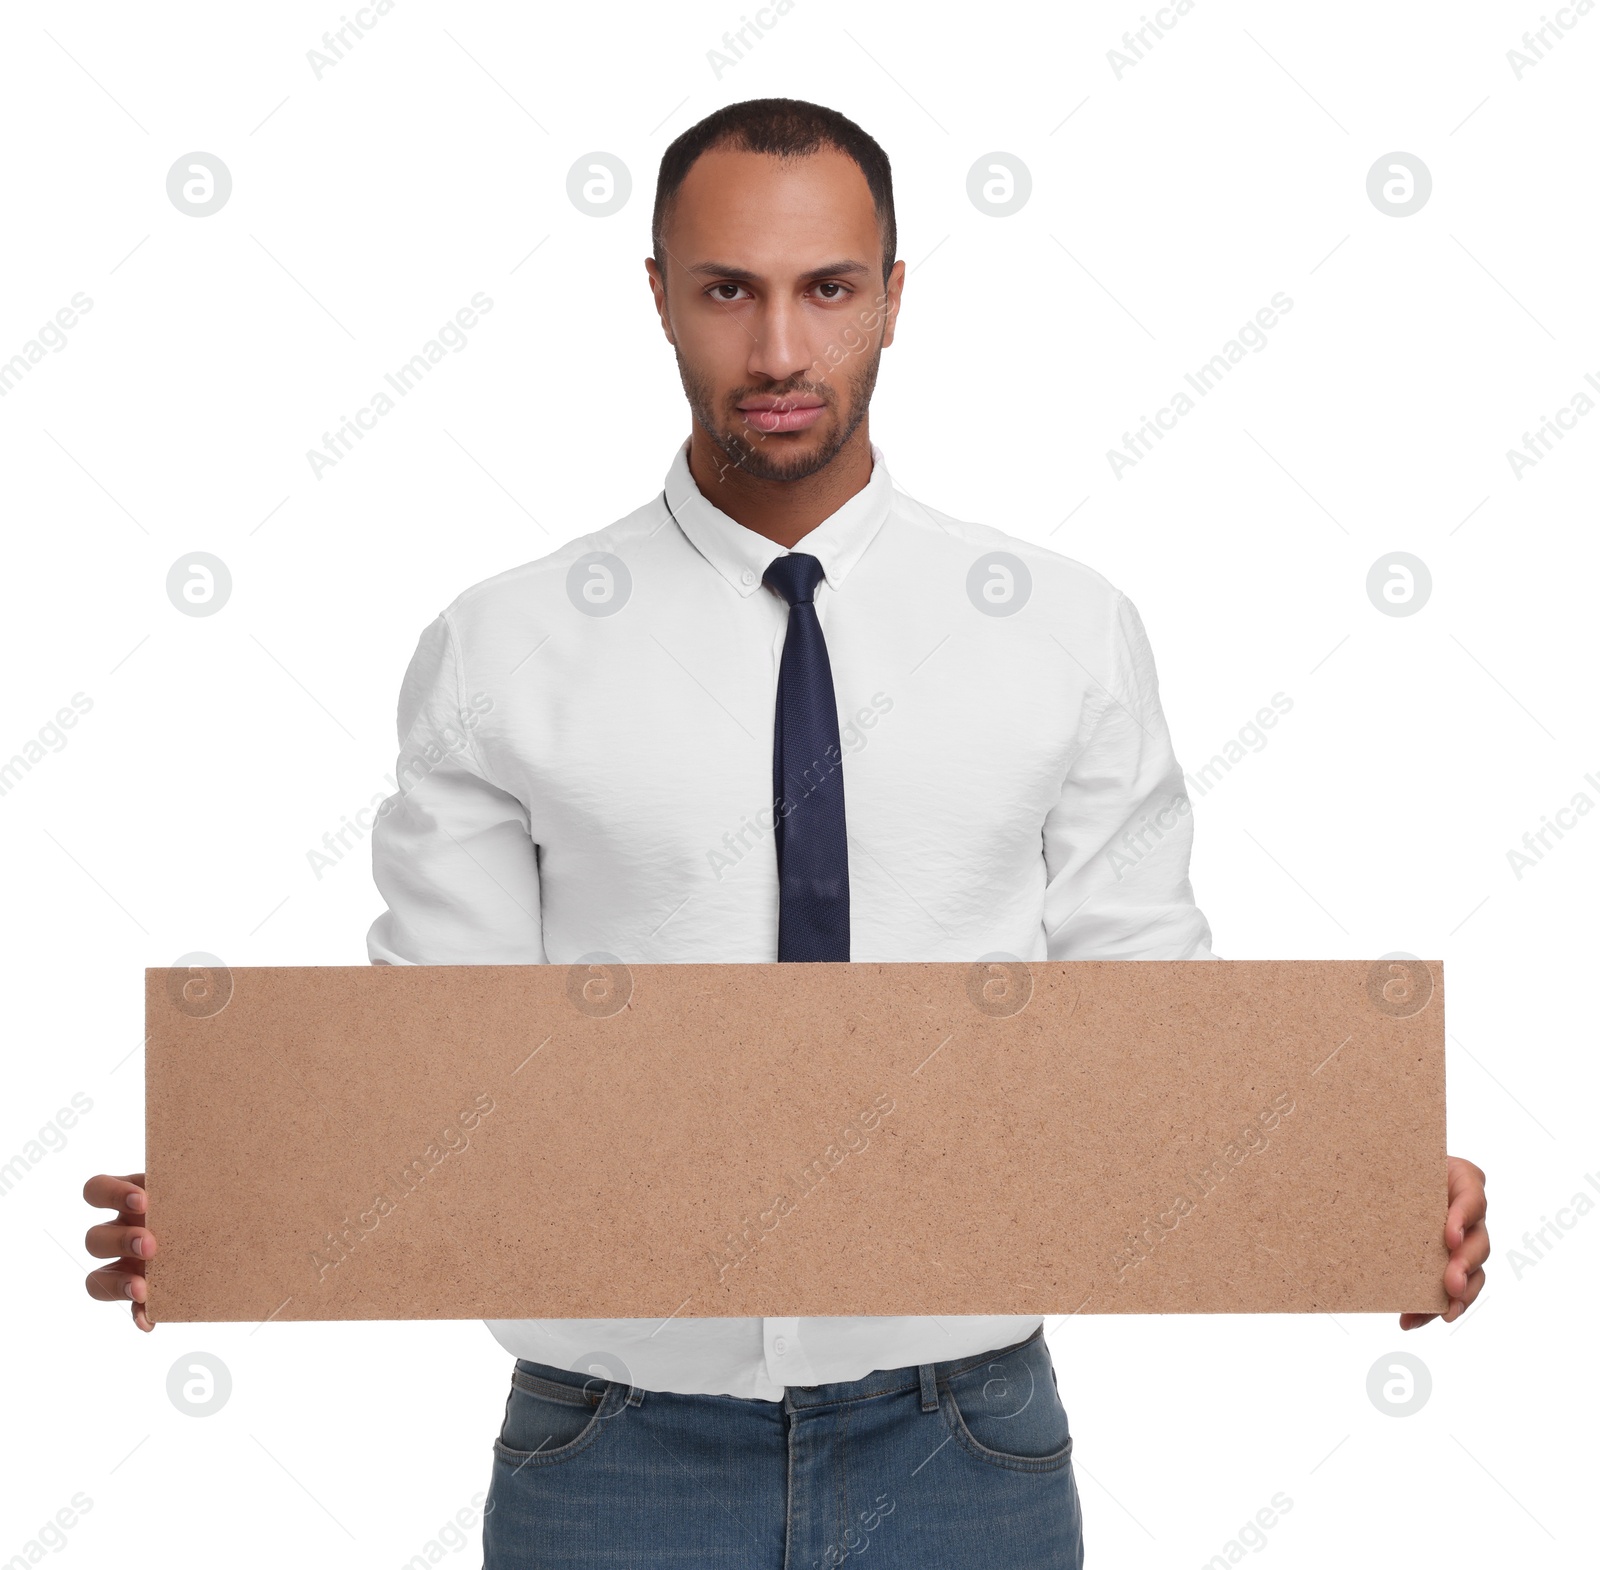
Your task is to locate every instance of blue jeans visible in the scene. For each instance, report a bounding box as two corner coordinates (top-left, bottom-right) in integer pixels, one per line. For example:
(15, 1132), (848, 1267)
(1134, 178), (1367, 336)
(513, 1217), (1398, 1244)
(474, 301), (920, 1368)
(482, 1325), (1084, 1568)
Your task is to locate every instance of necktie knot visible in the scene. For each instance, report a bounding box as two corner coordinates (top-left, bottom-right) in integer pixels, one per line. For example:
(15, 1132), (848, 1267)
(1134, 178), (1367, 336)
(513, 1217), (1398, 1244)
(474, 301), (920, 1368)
(764, 552), (826, 607)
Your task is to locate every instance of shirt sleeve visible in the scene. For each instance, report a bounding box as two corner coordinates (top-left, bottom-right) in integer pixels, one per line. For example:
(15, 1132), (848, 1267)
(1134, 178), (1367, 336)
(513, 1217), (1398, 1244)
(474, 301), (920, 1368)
(366, 612), (546, 966)
(1042, 591), (1217, 961)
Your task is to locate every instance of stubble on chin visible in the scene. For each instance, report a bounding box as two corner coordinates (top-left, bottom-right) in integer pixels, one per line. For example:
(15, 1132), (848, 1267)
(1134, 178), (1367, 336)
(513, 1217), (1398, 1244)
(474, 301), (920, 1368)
(679, 350), (881, 483)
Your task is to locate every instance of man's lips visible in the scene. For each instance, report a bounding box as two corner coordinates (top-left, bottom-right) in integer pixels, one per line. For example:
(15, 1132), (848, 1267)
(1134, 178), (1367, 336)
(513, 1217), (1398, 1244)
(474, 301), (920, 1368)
(738, 399), (827, 433)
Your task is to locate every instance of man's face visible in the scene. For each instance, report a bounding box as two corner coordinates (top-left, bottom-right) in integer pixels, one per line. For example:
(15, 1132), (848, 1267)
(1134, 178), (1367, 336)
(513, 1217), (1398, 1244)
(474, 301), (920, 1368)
(649, 146), (904, 483)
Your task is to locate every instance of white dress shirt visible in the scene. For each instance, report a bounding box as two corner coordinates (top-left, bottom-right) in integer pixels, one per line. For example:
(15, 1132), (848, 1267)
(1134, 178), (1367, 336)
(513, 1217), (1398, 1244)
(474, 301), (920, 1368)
(367, 436), (1215, 1400)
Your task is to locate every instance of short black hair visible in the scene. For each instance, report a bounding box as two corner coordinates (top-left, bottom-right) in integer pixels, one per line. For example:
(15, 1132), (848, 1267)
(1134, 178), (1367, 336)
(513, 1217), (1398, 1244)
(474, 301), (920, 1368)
(652, 98), (897, 286)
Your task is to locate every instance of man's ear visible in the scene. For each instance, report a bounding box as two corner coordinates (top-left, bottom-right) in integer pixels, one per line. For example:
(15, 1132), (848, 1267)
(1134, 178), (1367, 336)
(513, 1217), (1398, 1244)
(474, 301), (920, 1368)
(645, 257), (676, 346)
(880, 258), (906, 351)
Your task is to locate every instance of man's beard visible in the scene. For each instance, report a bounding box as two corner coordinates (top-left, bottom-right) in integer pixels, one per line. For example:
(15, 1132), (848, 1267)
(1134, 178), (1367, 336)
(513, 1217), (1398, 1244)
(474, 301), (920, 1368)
(677, 348), (881, 483)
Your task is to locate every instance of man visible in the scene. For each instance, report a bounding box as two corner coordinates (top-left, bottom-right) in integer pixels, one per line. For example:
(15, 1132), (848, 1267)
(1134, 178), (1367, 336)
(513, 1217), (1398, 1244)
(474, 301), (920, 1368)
(84, 98), (1489, 1566)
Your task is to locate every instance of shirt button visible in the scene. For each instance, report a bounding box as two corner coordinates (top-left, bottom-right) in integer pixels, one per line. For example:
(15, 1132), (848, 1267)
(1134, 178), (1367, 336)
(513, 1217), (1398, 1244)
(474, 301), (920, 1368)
(774, 1336), (788, 1354)
(741, 568), (756, 586)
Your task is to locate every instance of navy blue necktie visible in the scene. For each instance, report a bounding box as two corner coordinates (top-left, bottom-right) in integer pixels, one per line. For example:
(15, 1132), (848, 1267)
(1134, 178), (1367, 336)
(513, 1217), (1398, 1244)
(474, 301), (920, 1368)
(764, 553), (850, 961)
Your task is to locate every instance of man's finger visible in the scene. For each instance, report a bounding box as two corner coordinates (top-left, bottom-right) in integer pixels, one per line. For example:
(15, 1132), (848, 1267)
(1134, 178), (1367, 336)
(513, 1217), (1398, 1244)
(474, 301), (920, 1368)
(1459, 1265), (1487, 1310)
(1443, 1218), (1489, 1291)
(1448, 1186), (1487, 1232)
(1446, 1157), (1486, 1206)
(1441, 1257), (1490, 1323)
(1445, 1188), (1487, 1249)
(84, 1223), (155, 1261)
(83, 1173), (148, 1216)
(85, 1261), (146, 1302)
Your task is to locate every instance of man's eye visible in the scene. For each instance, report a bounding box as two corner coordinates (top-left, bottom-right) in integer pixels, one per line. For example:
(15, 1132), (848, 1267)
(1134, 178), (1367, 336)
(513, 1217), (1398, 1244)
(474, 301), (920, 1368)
(816, 282), (846, 299)
(712, 283), (746, 301)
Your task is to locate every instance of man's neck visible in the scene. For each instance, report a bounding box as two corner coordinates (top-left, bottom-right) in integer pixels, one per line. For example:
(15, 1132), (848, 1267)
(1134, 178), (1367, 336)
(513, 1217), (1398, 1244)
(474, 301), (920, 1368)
(686, 421), (874, 550)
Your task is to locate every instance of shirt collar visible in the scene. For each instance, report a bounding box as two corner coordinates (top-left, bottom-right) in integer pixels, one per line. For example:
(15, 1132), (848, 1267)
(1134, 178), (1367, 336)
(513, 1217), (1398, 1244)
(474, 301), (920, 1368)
(662, 435), (894, 597)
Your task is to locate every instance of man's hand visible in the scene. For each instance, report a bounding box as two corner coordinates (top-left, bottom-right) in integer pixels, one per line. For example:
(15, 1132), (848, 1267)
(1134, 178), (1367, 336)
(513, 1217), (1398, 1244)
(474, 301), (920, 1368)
(1400, 1154), (1487, 1330)
(83, 1173), (155, 1332)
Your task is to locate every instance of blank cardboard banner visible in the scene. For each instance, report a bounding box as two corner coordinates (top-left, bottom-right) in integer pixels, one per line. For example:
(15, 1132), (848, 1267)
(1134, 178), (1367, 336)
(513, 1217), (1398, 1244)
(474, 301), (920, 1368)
(144, 959), (1448, 1323)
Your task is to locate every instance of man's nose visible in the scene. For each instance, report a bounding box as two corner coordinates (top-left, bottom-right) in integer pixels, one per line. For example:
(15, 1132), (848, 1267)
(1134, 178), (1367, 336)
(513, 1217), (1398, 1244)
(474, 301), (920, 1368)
(747, 296), (814, 386)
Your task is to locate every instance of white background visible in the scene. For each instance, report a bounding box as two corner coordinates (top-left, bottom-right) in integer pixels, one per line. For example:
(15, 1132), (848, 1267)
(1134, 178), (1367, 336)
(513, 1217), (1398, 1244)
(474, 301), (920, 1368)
(2, 0), (1595, 1565)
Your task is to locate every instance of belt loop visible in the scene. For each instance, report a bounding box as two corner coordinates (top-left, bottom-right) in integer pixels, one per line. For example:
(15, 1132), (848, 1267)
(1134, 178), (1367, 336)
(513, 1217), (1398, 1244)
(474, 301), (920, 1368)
(918, 1363), (938, 1413)
(625, 1384), (644, 1408)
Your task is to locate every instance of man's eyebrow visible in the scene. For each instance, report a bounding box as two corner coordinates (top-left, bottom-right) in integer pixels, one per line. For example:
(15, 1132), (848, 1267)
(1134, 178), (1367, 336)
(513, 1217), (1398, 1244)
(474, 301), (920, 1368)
(686, 259), (874, 284)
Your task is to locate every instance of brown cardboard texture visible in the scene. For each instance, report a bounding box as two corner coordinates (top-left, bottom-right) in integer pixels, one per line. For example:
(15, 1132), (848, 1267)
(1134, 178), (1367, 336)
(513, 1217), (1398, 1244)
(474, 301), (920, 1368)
(145, 959), (1448, 1322)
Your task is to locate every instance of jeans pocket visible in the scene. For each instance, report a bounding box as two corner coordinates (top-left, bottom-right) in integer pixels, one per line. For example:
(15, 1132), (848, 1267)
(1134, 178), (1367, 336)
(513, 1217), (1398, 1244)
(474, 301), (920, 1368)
(939, 1341), (1074, 1472)
(493, 1365), (616, 1468)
